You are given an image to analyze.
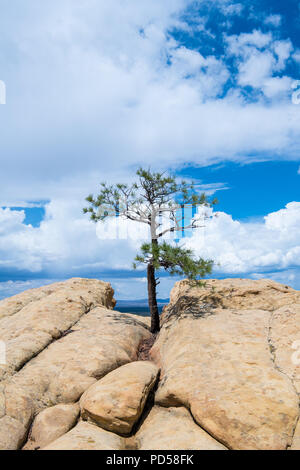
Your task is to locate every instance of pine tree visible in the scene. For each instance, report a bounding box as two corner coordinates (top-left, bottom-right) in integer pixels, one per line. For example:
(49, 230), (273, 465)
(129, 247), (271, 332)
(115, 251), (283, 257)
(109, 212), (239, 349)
(84, 168), (217, 333)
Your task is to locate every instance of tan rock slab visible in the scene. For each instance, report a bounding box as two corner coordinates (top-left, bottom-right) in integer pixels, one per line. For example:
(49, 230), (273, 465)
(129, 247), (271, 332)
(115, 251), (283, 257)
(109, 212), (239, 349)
(0, 278), (116, 381)
(0, 278), (116, 320)
(135, 406), (227, 450)
(42, 421), (124, 450)
(81, 361), (159, 435)
(153, 305), (299, 450)
(0, 416), (27, 451)
(162, 278), (300, 325)
(0, 306), (151, 449)
(269, 303), (300, 394)
(24, 403), (80, 449)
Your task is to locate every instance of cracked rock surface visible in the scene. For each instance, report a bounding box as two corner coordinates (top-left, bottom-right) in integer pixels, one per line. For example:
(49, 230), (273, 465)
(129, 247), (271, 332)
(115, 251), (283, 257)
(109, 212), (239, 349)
(153, 278), (300, 450)
(0, 277), (299, 450)
(0, 278), (151, 450)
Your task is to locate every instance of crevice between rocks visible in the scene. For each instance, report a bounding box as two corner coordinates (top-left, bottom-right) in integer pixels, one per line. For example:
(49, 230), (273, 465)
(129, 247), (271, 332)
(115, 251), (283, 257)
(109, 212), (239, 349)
(124, 371), (160, 450)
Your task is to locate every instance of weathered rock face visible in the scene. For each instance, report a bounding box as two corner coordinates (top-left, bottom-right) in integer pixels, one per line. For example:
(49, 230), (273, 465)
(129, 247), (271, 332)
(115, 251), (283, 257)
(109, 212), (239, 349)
(42, 421), (125, 451)
(163, 279), (300, 322)
(24, 403), (80, 450)
(80, 361), (159, 435)
(0, 278), (116, 321)
(0, 279), (151, 450)
(135, 406), (227, 450)
(153, 278), (300, 451)
(0, 278), (116, 381)
(1, 277), (300, 451)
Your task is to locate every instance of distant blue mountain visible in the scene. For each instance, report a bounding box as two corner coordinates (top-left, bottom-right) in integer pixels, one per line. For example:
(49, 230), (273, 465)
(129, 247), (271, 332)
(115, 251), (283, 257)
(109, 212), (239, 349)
(116, 299), (169, 317)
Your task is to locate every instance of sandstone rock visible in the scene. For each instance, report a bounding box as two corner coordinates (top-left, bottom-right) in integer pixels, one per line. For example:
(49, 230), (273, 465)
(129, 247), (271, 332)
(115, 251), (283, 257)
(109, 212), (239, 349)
(162, 278), (300, 325)
(135, 406), (227, 450)
(0, 280), (151, 450)
(269, 303), (300, 394)
(153, 279), (300, 451)
(24, 403), (80, 449)
(0, 416), (27, 450)
(81, 361), (159, 435)
(42, 421), (124, 450)
(290, 419), (300, 450)
(0, 278), (116, 321)
(0, 278), (116, 381)
(1, 277), (300, 451)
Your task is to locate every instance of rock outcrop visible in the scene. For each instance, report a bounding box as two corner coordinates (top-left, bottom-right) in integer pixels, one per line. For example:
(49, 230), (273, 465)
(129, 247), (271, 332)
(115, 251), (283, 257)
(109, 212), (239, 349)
(0, 278), (151, 450)
(153, 278), (300, 451)
(0, 277), (299, 451)
(80, 361), (159, 435)
(24, 403), (80, 450)
(135, 406), (227, 450)
(43, 421), (125, 451)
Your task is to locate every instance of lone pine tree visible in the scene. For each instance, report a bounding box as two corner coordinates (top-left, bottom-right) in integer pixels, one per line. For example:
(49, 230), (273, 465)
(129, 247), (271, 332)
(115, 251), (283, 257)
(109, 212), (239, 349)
(84, 168), (217, 333)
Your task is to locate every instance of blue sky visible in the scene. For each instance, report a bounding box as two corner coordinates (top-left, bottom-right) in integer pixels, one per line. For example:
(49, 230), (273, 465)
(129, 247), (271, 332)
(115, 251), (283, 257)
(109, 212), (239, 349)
(0, 0), (299, 300)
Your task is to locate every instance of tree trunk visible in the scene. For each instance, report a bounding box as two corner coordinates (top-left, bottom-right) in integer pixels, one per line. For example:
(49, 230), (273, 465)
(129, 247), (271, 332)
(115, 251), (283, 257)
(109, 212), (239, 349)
(147, 262), (160, 334)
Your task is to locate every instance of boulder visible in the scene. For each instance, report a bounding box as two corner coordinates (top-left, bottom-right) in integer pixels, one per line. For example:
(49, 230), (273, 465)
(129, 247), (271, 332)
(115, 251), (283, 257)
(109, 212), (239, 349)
(1, 277), (300, 451)
(135, 406), (227, 450)
(42, 421), (124, 451)
(0, 416), (27, 451)
(162, 278), (300, 325)
(24, 403), (80, 449)
(0, 280), (151, 450)
(81, 361), (159, 435)
(0, 278), (116, 381)
(153, 279), (300, 451)
(0, 277), (116, 321)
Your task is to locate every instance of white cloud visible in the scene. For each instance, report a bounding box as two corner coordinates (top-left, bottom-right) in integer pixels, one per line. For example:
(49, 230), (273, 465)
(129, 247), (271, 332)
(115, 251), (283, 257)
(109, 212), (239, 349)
(237, 50), (275, 88)
(217, 1), (244, 17)
(0, 1), (299, 298)
(264, 14), (282, 28)
(226, 30), (273, 54)
(184, 202), (300, 275)
(273, 40), (293, 71)
(294, 50), (300, 63)
(226, 31), (294, 98)
(0, 200), (300, 298)
(0, 5), (299, 206)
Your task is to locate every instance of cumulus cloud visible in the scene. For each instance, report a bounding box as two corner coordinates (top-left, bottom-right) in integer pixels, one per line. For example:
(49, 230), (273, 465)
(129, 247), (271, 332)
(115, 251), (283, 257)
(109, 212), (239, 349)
(226, 31), (294, 98)
(0, 200), (300, 297)
(0, 1), (299, 297)
(0, 3), (299, 205)
(183, 202), (300, 276)
(264, 14), (282, 28)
